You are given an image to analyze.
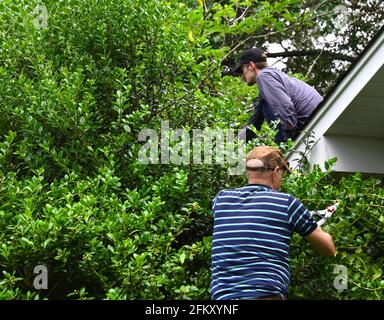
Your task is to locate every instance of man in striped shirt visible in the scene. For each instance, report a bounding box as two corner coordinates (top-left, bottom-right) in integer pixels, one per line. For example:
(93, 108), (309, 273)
(211, 146), (335, 300)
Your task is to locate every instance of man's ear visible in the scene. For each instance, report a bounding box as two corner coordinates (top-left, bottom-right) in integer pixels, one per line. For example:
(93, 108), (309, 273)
(272, 166), (280, 181)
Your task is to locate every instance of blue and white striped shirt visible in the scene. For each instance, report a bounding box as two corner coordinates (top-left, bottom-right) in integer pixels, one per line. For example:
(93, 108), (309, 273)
(211, 184), (317, 300)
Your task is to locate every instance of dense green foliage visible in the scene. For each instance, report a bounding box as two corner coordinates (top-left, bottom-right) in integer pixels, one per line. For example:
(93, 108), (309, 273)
(0, 0), (383, 299)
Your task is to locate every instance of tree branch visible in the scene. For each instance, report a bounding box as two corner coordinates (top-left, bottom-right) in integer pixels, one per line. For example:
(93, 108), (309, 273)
(266, 50), (357, 62)
(221, 9), (353, 65)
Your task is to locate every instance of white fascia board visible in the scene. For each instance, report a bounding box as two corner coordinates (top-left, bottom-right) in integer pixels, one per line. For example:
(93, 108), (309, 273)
(290, 135), (384, 174)
(287, 30), (384, 165)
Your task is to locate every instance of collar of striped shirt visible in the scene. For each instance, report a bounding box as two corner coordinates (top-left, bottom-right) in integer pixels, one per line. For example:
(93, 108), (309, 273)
(246, 183), (272, 190)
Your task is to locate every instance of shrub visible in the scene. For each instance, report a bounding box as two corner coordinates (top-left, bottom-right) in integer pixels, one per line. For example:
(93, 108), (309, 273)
(0, 0), (382, 300)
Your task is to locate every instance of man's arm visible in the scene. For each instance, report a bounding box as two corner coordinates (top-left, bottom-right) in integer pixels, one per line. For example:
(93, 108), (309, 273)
(245, 98), (264, 129)
(304, 226), (335, 256)
(287, 195), (335, 257)
(238, 99), (264, 143)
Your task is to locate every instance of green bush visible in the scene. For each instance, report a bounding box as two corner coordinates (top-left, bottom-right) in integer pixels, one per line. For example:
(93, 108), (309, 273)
(285, 161), (384, 299)
(0, 0), (383, 299)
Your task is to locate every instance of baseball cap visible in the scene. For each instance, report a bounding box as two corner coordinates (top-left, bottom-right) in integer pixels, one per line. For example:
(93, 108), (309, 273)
(232, 47), (267, 75)
(246, 146), (291, 172)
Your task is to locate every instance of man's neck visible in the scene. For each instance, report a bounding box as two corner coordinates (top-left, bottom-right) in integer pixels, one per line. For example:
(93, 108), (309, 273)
(255, 66), (270, 78)
(247, 179), (274, 190)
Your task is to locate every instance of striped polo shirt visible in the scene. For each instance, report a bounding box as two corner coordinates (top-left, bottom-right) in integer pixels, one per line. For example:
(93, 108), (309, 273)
(211, 184), (317, 300)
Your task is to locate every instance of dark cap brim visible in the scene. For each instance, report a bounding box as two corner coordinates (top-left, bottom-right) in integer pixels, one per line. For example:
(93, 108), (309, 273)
(232, 63), (243, 75)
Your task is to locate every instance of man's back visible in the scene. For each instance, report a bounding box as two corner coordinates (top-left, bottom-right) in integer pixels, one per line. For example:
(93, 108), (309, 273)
(211, 184), (317, 300)
(256, 67), (323, 131)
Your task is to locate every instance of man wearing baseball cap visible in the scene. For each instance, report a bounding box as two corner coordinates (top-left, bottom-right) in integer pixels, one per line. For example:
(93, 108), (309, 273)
(211, 146), (335, 300)
(234, 48), (323, 144)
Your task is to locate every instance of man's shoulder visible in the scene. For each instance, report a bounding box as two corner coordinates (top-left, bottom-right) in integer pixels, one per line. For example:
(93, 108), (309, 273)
(256, 67), (286, 86)
(258, 67), (284, 78)
(216, 186), (292, 199)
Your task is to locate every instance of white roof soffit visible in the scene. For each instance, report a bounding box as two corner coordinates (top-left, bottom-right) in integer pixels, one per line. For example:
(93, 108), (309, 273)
(288, 29), (384, 165)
